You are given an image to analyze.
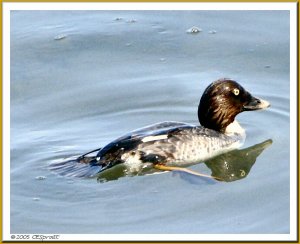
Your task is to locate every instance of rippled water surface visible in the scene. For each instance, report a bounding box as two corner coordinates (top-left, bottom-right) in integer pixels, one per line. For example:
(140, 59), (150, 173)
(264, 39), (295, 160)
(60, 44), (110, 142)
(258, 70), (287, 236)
(10, 10), (290, 235)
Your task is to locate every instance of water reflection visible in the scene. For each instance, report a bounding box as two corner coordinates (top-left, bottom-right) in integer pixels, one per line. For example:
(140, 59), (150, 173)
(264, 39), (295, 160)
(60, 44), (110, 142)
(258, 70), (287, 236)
(172, 139), (272, 184)
(206, 139), (272, 182)
(96, 139), (272, 183)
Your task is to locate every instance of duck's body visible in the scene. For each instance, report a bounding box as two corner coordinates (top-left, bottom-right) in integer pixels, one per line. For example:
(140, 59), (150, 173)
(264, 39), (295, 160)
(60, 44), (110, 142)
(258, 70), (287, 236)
(93, 121), (245, 173)
(50, 78), (270, 178)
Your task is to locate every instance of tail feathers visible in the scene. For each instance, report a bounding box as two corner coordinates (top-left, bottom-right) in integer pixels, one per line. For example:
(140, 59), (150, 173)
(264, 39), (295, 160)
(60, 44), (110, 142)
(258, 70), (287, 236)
(49, 156), (102, 178)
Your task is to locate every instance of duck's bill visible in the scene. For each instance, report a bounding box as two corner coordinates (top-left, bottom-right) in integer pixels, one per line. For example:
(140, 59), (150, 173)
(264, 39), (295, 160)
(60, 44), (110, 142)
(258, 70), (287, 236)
(243, 96), (270, 111)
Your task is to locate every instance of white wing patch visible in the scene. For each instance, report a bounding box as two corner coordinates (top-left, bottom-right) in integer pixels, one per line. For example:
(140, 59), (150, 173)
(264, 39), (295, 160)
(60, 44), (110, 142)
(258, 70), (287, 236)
(141, 134), (168, 143)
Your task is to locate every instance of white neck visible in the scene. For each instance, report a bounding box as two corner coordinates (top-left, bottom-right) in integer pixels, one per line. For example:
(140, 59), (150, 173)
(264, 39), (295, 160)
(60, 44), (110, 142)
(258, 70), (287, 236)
(225, 120), (245, 136)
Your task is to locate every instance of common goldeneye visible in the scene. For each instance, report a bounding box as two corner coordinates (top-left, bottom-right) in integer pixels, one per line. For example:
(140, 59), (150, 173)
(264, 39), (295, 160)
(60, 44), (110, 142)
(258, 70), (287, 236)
(50, 78), (270, 179)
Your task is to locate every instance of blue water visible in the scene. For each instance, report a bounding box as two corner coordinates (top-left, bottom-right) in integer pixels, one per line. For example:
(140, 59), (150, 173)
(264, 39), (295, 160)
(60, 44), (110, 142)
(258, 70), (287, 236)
(10, 10), (290, 235)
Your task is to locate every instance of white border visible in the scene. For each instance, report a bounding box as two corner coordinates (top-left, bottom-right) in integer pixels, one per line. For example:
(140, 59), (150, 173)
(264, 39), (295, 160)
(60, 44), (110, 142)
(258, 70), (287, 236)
(3, 2), (11, 241)
(289, 0), (298, 241)
(3, 2), (298, 242)
(2, 2), (296, 11)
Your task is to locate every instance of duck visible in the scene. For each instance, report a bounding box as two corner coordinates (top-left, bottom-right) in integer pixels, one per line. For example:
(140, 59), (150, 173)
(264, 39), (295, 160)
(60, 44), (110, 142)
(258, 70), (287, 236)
(50, 78), (270, 179)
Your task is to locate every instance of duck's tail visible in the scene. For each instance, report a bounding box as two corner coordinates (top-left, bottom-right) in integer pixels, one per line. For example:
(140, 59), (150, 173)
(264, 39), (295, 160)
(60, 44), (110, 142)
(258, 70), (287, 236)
(49, 148), (103, 178)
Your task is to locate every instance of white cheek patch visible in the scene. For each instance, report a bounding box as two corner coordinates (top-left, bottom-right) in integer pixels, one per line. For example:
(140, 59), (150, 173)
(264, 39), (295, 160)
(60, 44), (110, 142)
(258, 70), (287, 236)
(141, 134), (168, 143)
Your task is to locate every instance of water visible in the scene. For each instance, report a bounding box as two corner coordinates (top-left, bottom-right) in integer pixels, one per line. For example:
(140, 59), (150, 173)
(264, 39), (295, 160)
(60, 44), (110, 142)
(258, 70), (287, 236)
(10, 10), (290, 235)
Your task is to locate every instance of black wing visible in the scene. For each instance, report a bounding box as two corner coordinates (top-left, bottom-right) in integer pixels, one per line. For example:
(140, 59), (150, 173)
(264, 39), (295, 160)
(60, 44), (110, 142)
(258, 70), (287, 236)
(96, 121), (195, 167)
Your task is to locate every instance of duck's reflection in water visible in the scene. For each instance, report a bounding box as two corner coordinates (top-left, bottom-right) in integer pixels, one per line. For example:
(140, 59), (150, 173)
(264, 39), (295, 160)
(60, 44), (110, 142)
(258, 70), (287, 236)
(172, 139), (272, 184)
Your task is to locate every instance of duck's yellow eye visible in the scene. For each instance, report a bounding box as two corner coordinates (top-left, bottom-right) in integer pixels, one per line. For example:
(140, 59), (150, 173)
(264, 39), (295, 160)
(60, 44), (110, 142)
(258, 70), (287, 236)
(233, 88), (240, 96)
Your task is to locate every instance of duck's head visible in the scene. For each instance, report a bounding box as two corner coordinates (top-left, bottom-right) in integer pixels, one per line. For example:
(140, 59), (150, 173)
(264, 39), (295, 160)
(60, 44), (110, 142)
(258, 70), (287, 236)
(198, 78), (270, 133)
